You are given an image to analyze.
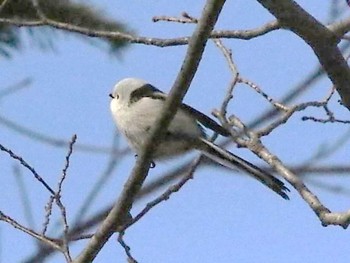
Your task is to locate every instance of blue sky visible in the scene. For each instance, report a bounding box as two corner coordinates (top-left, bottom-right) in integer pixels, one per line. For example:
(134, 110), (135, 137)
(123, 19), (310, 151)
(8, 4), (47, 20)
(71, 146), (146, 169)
(1, 1), (350, 262)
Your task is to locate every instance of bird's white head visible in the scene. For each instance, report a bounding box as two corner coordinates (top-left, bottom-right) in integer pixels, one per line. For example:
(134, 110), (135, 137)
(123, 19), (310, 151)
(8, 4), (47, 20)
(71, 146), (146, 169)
(109, 77), (149, 114)
(110, 78), (148, 103)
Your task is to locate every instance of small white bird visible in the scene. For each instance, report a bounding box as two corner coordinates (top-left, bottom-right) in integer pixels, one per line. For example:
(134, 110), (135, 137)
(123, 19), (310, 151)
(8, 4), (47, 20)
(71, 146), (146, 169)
(109, 78), (289, 199)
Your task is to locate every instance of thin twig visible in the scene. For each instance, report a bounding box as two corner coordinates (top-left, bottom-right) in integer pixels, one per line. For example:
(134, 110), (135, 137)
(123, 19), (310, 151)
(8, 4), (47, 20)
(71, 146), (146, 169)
(299, 87), (349, 124)
(122, 155), (202, 231)
(0, 143), (55, 195)
(302, 116), (350, 124)
(54, 134), (77, 262)
(152, 13), (196, 24)
(117, 232), (138, 263)
(239, 78), (289, 111)
(212, 39), (239, 77)
(0, 210), (62, 251)
(57, 134), (77, 197)
(212, 39), (240, 119)
(42, 196), (54, 235)
(257, 99), (332, 137)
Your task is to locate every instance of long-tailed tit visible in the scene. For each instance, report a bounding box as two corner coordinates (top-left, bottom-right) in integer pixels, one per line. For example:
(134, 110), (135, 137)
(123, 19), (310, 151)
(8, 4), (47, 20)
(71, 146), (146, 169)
(109, 78), (289, 199)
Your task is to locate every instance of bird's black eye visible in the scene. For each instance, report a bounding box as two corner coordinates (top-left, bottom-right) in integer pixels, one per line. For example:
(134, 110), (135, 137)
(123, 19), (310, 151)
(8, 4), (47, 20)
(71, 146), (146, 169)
(110, 93), (120, 99)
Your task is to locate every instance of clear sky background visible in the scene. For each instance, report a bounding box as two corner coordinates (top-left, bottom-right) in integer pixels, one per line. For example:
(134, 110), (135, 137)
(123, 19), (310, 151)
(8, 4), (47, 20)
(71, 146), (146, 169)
(1, 0), (350, 262)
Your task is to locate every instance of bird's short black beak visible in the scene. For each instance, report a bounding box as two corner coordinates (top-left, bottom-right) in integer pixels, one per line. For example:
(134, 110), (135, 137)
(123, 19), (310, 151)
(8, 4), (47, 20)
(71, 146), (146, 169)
(109, 93), (114, 99)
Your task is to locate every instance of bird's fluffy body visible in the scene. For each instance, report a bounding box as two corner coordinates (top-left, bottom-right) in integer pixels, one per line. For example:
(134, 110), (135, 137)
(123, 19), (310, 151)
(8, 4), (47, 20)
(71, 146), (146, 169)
(109, 78), (289, 199)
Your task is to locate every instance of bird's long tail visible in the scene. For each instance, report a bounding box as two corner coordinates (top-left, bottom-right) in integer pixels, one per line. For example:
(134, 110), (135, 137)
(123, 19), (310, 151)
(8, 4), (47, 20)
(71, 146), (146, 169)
(198, 138), (290, 200)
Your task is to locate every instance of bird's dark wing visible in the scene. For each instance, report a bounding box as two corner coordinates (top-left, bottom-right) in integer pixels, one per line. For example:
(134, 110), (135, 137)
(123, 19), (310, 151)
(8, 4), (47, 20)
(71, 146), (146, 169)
(129, 84), (165, 105)
(180, 103), (229, 137)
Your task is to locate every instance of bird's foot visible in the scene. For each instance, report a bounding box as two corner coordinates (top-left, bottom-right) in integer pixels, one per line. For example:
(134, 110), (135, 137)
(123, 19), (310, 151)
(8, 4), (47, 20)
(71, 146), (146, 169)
(134, 154), (156, 168)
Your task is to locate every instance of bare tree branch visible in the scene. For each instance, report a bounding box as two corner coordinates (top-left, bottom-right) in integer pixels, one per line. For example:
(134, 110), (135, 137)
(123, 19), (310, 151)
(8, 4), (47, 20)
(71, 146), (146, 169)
(0, 16), (281, 45)
(254, 144), (350, 228)
(256, 0), (350, 110)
